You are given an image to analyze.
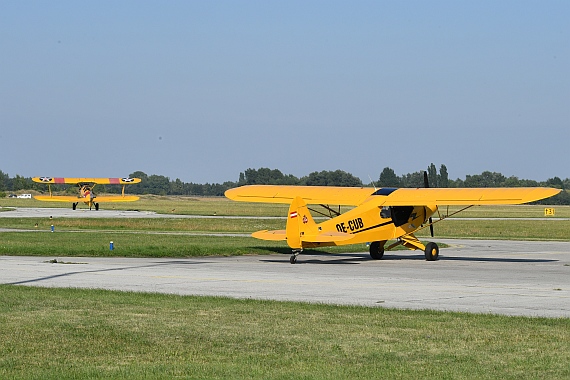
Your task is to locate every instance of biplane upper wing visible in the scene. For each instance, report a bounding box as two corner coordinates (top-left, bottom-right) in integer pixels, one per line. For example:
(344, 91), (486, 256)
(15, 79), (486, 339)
(225, 185), (560, 206)
(224, 185), (375, 206)
(32, 177), (141, 185)
(34, 195), (139, 202)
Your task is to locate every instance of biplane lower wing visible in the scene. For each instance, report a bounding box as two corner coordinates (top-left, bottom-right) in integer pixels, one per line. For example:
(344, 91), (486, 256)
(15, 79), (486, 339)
(34, 196), (84, 202)
(34, 195), (139, 202)
(86, 196), (139, 203)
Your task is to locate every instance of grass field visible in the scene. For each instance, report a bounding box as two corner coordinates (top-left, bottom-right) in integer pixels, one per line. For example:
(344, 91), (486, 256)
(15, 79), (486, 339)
(1, 286), (568, 380)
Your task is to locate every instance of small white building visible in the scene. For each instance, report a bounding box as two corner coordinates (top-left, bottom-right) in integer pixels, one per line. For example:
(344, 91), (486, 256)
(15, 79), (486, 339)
(17, 194), (32, 199)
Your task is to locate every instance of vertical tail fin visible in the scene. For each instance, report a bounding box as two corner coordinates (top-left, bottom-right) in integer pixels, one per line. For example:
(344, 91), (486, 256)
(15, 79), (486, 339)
(286, 196), (318, 249)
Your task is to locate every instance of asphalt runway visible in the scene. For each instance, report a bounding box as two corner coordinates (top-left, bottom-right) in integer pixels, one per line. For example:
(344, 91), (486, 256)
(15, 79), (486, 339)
(2, 238), (569, 317)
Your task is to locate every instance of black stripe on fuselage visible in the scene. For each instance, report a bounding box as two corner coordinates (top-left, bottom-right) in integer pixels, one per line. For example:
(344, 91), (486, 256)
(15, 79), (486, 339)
(352, 220), (394, 234)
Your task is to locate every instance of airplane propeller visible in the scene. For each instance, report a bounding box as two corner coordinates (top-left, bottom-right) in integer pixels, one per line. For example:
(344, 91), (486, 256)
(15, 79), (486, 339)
(423, 171), (435, 237)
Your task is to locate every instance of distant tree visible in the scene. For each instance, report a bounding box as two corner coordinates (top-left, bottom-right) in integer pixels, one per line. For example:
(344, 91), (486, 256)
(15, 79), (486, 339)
(0, 170), (7, 191)
(12, 175), (31, 191)
(464, 171), (506, 187)
(146, 175), (170, 195)
(399, 171), (424, 188)
(427, 163), (438, 187)
(439, 164), (449, 188)
(239, 168), (298, 185)
(378, 167), (400, 187)
(546, 177), (564, 189)
(170, 178), (185, 195)
(301, 170), (362, 187)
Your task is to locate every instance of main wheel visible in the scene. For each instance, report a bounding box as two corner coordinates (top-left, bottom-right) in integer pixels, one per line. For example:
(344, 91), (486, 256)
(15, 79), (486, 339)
(72, 203), (77, 210)
(424, 242), (439, 261)
(95, 203), (99, 211)
(369, 241), (384, 260)
(290, 255), (297, 264)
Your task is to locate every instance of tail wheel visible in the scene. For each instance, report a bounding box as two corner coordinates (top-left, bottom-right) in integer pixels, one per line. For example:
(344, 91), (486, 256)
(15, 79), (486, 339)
(369, 241), (385, 260)
(424, 242), (439, 261)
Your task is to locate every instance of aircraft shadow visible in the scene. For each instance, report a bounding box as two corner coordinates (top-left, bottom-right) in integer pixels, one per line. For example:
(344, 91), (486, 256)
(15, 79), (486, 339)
(256, 248), (558, 264)
(4, 259), (211, 286)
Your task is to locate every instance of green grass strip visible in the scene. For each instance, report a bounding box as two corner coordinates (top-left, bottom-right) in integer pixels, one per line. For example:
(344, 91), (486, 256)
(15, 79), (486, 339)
(0, 285), (568, 379)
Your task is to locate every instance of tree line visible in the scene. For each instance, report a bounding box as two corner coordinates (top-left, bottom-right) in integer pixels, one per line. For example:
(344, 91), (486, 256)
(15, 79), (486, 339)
(0, 165), (568, 204)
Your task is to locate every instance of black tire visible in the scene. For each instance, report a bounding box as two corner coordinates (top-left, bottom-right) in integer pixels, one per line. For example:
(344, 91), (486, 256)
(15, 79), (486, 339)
(369, 241), (384, 260)
(72, 203), (77, 210)
(290, 255), (297, 264)
(95, 203), (99, 211)
(424, 242), (439, 261)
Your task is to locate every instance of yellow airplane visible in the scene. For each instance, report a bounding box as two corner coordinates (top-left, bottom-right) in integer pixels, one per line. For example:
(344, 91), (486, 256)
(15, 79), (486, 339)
(225, 175), (560, 263)
(32, 177), (141, 210)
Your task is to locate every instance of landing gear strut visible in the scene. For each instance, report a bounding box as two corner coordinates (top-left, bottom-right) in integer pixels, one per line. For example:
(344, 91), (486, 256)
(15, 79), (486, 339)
(290, 250), (302, 264)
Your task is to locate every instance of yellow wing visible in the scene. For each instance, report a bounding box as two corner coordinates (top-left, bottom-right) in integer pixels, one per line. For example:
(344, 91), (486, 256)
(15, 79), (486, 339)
(33, 177), (141, 185)
(225, 185), (375, 206)
(34, 195), (139, 202)
(34, 196), (83, 203)
(375, 187), (561, 206)
(225, 185), (560, 206)
(87, 196), (140, 202)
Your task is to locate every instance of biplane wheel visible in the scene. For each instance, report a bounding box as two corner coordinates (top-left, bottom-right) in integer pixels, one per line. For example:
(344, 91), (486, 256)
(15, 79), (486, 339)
(72, 203), (77, 210)
(289, 255), (297, 264)
(369, 241), (384, 260)
(95, 203), (99, 211)
(424, 242), (439, 261)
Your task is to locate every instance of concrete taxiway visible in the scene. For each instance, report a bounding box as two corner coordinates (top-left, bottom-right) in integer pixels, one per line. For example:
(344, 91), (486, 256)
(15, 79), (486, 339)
(2, 239), (569, 318)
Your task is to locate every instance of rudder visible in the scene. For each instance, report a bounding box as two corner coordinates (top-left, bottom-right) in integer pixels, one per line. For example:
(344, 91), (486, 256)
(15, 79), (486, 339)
(286, 196), (318, 249)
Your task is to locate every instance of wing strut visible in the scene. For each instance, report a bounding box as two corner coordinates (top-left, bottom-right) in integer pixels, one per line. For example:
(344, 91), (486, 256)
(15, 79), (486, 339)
(307, 204), (342, 218)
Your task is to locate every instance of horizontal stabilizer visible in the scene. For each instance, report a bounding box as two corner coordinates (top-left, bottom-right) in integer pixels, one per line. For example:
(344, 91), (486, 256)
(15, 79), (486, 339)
(252, 230), (287, 241)
(302, 231), (353, 243)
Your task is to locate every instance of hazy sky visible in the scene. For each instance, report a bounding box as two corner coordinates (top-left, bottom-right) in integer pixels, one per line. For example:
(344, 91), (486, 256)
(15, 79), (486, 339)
(1, 1), (568, 184)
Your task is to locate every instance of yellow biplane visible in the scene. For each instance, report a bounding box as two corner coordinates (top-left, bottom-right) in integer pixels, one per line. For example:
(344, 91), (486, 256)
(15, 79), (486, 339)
(225, 175), (560, 263)
(32, 177), (141, 210)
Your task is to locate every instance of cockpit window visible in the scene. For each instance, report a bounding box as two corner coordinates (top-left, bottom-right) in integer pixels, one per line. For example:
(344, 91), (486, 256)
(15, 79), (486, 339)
(372, 188), (398, 196)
